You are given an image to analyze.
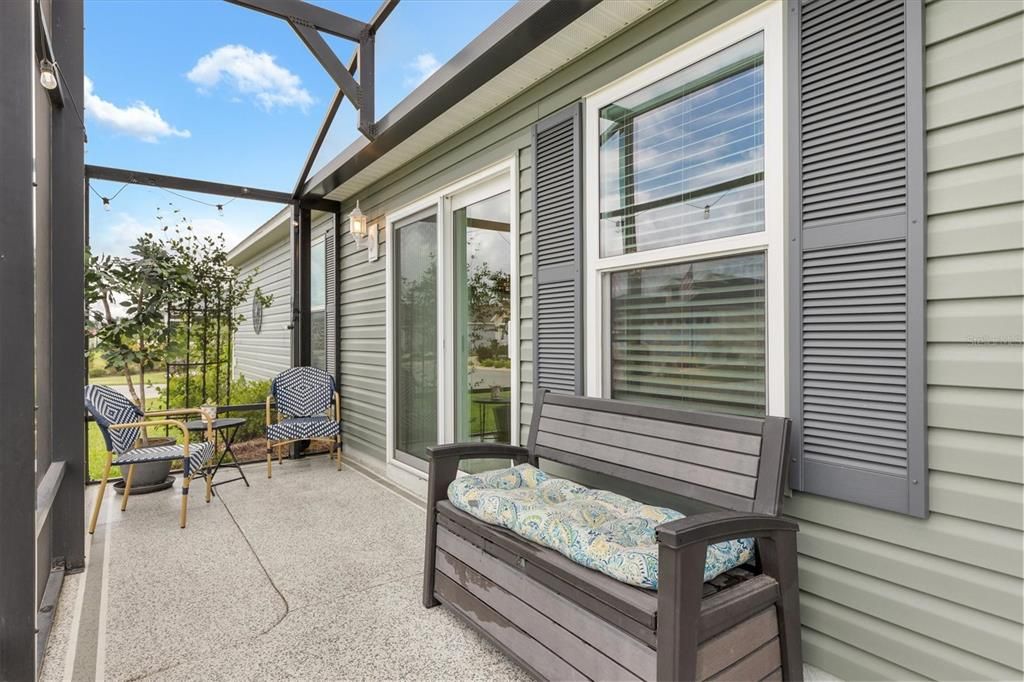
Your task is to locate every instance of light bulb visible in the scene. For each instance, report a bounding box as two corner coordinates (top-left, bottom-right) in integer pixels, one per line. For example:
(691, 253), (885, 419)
(217, 204), (224, 217)
(703, 204), (710, 220)
(102, 197), (111, 212)
(39, 60), (57, 91)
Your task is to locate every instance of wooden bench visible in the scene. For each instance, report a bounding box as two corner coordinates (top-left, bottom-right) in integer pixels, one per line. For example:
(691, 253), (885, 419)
(422, 390), (802, 681)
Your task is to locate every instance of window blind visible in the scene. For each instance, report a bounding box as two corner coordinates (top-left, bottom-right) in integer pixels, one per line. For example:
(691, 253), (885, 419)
(609, 253), (766, 416)
(599, 33), (765, 257)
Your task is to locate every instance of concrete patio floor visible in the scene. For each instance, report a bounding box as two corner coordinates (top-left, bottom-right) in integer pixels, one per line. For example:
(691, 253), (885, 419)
(41, 454), (836, 681)
(40, 455), (531, 681)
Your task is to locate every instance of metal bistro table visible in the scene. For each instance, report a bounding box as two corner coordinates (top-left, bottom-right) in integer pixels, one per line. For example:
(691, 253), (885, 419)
(185, 417), (249, 492)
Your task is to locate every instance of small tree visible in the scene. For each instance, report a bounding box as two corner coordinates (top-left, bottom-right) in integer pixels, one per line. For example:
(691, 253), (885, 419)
(85, 233), (183, 411)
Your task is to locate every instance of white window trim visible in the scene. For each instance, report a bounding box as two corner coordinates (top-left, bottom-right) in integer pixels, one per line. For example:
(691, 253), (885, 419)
(385, 158), (520, 480)
(583, 1), (786, 416)
(309, 236), (328, 370)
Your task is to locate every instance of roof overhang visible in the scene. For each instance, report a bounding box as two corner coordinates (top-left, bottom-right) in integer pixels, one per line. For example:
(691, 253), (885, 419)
(301, 0), (608, 201)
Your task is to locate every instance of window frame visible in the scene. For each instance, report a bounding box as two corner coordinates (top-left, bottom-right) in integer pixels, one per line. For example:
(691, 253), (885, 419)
(583, 1), (786, 416)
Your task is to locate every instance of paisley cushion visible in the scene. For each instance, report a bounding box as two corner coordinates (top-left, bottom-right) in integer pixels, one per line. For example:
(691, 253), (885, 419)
(447, 464), (755, 590)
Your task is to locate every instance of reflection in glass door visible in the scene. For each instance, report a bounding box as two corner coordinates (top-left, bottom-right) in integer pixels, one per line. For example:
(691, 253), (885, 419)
(453, 191), (512, 444)
(393, 209), (438, 465)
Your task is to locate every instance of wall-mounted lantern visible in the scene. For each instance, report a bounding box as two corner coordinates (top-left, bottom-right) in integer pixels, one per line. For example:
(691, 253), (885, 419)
(349, 201), (379, 262)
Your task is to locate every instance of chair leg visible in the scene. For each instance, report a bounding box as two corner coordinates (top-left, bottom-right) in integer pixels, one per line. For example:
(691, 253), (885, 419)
(88, 457), (112, 534)
(179, 475), (191, 528)
(336, 437), (342, 471)
(205, 472), (213, 503)
(266, 441), (273, 479)
(120, 464), (136, 512)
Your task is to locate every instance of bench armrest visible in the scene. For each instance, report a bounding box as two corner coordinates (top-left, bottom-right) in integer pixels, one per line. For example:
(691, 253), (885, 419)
(426, 442), (529, 463)
(656, 511), (798, 550)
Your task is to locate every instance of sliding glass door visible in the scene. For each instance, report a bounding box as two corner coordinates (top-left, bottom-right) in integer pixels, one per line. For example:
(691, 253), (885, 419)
(389, 167), (515, 473)
(393, 208), (438, 466)
(452, 188), (513, 444)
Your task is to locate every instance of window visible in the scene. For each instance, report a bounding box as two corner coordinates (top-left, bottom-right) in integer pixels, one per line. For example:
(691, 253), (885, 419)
(310, 239), (327, 371)
(585, 4), (784, 416)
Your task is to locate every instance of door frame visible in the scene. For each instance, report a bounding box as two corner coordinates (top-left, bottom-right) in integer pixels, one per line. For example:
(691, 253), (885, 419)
(385, 157), (519, 478)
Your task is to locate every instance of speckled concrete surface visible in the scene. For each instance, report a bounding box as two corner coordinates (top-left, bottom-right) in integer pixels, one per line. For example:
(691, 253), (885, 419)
(40, 456), (530, 682)
(41, 455), (836, 681)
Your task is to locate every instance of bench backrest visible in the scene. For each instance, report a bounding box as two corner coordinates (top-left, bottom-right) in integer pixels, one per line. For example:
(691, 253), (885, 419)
(526, 390), (791, 516)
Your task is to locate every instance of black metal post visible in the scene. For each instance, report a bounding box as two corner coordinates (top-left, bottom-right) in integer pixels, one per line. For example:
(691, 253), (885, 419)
(0, 0), (39, 677)
(49, 0), (87, 573)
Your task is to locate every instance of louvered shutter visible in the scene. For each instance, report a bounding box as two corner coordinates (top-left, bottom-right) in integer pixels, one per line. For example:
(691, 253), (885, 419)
(325, 221), (337, 380)
(532, 103), (584, 395)
(790, 0), (927, 517)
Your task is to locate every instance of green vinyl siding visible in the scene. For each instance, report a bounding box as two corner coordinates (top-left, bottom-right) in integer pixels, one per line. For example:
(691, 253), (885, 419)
(331, 0), (1023, 678)
(786, 2), (1024, 679)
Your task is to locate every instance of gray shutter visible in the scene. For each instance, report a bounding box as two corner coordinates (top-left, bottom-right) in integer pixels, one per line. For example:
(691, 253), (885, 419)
(789, 0), (927, 517)
(325, 221), (337, 380)
(532, 103), (583, 395)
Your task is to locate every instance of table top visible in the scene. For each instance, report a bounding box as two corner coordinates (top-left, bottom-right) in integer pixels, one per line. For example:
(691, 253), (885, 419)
(184, 417), (247, 431)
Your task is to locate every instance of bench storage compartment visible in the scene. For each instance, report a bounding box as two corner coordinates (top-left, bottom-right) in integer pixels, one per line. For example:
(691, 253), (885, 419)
(423, 391), (802, 681)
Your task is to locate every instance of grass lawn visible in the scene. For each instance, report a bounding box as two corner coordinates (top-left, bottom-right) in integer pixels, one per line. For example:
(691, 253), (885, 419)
(87, 374), (165, 387)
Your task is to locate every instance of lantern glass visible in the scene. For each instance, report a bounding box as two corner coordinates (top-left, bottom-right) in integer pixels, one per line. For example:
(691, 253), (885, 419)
(349, 203), (367, 239)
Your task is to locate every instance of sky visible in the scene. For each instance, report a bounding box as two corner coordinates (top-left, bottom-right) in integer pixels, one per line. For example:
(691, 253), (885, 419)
(84, 0), (515, 258)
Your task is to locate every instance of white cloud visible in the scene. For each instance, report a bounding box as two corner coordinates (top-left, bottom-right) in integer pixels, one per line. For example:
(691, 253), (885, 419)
(84, 77), (191, 143)
(187, 45), (314, 112)
(405, 52), (441, 88)
(90, 212), (252, 259)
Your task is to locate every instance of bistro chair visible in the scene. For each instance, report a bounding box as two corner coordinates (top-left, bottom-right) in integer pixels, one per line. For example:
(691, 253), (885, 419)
(265, 366), (342, 478)
(84, 385), (215, 533)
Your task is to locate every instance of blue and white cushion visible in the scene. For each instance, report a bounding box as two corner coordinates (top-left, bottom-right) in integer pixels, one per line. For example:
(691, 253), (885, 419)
(84, 385), (144, 454)
(116, 441), (214, 477)
(271, 366), (335, 418)
(448, 464), (756, 590)
(267, 416), (340, 441)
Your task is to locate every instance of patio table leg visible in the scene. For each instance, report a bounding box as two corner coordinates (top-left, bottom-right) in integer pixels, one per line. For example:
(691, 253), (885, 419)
(205, 473), (212, 503)
(120, 464), (136, 512)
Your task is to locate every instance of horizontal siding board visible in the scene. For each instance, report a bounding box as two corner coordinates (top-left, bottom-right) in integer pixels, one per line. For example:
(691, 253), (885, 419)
(928, 385), (1024, 436)
(801, 594), (1021, 681)
(801, 628), (926, 682)
(926, 110), (1024, 172)
(927, 156), (1024, 215)
(925, 61), (1023, 129)
(929, 471), (1023, 530)
(924, 12), (1024, 87)
(796, 519), (1023, 623)
(928, 427), (1023, 483)
(786, 493), (1023, 578)
(927, 251), (1024, 299)
(232, 235), (292, 381)
(925, 0), (1023, 45)
(798, 556), (1023, 668)
(927, 342), (1024, 389)
(927, 297), (1023, 341)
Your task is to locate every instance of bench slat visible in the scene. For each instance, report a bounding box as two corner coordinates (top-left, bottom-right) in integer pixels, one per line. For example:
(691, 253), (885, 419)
(433, 572), (588, 682)
(540, 403), (764, 453)
(706, 637), (781, 682)
(535, 429), (758, 498)
(436, 539), (651, 681)
(538, 415), (761, 476)
(696, 607), (778, 680)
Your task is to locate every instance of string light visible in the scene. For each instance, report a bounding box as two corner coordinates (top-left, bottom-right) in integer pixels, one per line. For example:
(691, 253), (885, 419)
(39, 59), (58, 90)
(87, 182), (238, 216)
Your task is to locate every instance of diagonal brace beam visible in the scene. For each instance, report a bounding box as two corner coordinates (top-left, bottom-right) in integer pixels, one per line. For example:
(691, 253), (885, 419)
(226, 0), (367, 41)
(289, 20), (361, 109)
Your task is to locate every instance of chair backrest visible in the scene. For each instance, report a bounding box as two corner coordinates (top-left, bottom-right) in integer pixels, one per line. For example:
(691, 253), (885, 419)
(271, 366), (335, 418)
(526, 390), (791, 516)
(84, 385), (144, 454)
